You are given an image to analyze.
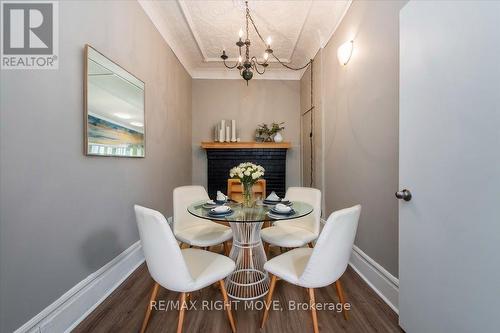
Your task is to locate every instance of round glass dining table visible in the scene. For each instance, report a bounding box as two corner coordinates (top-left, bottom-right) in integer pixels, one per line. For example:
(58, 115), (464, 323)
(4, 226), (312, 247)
(187, 200), (313, 301)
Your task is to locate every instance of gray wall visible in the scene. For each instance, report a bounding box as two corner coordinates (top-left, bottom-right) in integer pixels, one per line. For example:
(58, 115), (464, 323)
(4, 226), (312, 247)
(0, 1), (192, 331)
(191, 79), (301, 190)
(302, 0), (407, 277)
(300, 52), (324, 211)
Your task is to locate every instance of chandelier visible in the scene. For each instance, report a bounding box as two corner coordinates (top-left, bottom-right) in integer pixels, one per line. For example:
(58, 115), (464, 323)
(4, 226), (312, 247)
(220, 0), (310, 84)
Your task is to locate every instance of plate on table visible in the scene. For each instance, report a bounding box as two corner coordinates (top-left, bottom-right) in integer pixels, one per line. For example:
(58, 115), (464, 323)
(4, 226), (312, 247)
(202, 203), (218, 209)
(208, 207), (233, 217)
(202, 199), (218, 209)
(267, 211), (296, 219)
(263, 199), (281, 205)
(270, 207), (296, 216)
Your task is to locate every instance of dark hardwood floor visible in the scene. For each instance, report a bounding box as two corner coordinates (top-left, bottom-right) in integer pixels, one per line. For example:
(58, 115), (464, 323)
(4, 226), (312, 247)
(74, 247), (402, 333)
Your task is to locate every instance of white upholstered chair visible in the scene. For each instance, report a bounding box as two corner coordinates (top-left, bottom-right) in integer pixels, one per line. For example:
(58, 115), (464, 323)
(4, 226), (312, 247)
(261, 205), (361, 333)
(135, 205), (236, 333)
(173, 186), (232, 252)
(261, 187), (321, 252)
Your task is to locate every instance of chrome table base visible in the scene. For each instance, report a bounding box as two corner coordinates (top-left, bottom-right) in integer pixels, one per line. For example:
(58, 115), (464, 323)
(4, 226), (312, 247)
(225, 221), (269, 300)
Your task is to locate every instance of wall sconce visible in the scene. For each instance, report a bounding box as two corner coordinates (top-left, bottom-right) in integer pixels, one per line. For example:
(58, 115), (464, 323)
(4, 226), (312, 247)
(337, 40), (354, 66)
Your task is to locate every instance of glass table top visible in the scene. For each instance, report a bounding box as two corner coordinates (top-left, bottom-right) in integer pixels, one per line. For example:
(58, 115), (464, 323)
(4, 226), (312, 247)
(187, 200), (313, 223)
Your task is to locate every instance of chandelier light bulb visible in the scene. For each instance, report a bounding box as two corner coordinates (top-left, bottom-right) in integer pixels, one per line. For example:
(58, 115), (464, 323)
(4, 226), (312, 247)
(219, 0), (311, 84)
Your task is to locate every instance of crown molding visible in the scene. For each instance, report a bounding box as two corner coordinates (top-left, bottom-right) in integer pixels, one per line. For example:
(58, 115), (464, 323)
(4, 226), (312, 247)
(299, 0), (353, 81)
(137, 0), (194, 76)
(204, 57), (291, 63)
(138, 0), (349, 81)
(191, 68), (303, 81)
(289, 0), (314, 61)
(177, 0), (307, 64)
(321, 0), (353, 48)
(176, 0), (208, 60)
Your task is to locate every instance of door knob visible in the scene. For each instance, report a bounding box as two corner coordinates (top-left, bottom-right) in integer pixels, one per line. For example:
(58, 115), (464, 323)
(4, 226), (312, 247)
(395, 189), (412, 201)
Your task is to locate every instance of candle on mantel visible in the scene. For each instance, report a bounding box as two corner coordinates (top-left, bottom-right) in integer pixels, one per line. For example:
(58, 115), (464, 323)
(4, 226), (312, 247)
(231, 120), (237, 142)
(219, 126), (224, 142)
(220, 120), (226, 141)
(226, 126), (230, 142)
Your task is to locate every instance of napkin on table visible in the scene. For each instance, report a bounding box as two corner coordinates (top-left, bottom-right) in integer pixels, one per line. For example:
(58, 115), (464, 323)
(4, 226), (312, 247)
(266, 191), (280, 201)
(212, 205), (230, 213)
(274, 203), (292, 213)
(216, 191), (227, 202)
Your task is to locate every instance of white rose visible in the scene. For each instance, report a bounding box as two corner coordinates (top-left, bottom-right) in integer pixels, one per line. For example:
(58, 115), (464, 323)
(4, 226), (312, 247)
(238, 173), (244, 178)
(252, 172), (259, 179)
(244, 170), (251, 176)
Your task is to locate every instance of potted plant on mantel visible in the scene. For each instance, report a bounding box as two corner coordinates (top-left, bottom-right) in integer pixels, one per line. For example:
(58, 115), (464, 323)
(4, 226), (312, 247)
(255, 122), (285, 142)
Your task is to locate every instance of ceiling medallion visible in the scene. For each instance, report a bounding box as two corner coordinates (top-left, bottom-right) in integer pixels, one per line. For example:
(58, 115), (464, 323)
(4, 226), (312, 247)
(220, 0), (310, 84)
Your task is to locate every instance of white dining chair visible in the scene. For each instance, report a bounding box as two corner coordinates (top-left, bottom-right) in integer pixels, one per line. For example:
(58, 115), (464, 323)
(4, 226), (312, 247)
(173, 186), (232, 252)
(261, 205), (361, 333)
(135, 205), (237, 333)
(261, 187), (321, 253)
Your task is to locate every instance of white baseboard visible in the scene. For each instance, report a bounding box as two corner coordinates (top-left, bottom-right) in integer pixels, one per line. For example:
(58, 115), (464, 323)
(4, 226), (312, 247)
(16, 216), (396, 332)
(14, 241), (146, 333)
(319, 218), (399, 314)
(349, 245), (399, 314)
(14, 217), (175, 333)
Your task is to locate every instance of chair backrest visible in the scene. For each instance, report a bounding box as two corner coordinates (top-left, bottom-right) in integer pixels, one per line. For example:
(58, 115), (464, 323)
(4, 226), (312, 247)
(134, 205), (194, 291)
(298, 205), (361, 288)
(173, 185), (209, 233)
(284, 187), (322, 235)
(227, 179), (267, 202)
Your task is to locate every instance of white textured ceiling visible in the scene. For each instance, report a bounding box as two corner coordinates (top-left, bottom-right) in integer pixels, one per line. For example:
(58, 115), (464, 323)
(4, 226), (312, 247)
(139, 0), (351, 80)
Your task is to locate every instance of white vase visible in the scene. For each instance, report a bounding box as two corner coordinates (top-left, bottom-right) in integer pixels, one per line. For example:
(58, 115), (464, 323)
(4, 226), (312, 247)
(274, 132), (283, 143)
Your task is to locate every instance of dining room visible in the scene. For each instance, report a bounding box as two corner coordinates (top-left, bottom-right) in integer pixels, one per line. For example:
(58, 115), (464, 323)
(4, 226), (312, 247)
(1, 1), (499, 333)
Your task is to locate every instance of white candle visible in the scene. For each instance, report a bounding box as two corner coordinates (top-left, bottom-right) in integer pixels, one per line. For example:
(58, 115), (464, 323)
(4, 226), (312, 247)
(226, 126), (230, 142)
(231, 120), (237, 142)
(221, 120), (226, 142)
(219, 127), (224, 142)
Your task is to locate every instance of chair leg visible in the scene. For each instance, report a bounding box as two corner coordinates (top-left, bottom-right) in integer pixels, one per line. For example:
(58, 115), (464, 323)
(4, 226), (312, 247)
(335, 280), (349, 320)
(140, 282), (160, 333)
(308, 288), (319, 333)
(308, 242), (314, 248)
(223, 241), (230, 256)
(177, 292), (186, 333)
(219, 280), (237, 333)
(264, 242), (270, 258)
(261, 274), (277, 328)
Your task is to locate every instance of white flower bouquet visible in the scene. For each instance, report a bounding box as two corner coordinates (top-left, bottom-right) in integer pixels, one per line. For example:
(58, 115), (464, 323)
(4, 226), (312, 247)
(229, 162), (265, 206)
(230, 162), (265, 183)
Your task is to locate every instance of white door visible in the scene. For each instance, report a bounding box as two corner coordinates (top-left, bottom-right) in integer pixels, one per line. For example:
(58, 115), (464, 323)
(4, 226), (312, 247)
(399, 1), (500, 332)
